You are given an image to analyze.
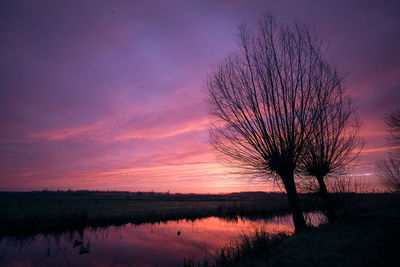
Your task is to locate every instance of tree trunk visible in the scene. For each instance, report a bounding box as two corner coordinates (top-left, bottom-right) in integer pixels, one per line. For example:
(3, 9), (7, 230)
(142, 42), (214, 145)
(282, 172), (307, 233)
(316, 175), (337, 221)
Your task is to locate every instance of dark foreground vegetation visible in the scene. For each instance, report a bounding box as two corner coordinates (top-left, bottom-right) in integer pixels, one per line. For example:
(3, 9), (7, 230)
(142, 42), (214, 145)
(0, 190), (393, 239)
(0, 190), (321, 238)
(1, 191), (399, 266)
(184, 193), (400, 267)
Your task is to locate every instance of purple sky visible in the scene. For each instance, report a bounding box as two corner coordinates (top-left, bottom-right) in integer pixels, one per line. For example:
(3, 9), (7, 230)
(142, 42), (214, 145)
(1, 0), (399, 192)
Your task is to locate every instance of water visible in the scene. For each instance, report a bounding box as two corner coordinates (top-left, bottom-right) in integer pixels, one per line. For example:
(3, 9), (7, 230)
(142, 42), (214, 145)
(0, 212), (325, 267)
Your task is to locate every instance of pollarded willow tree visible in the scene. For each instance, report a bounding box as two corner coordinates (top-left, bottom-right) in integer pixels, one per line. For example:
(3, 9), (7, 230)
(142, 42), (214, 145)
(206, 15), (335, 232)
(300, 76), (362, 221)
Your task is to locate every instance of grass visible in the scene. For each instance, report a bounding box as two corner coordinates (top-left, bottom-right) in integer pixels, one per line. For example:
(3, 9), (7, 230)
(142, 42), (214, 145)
(184, 193), (400, 266)
(1, 191), (399, 266)
(0, 191), (300, 237)
(184, 231), (290, 267)
(265, 201), (400, 266)
(1, 189), (397, 252)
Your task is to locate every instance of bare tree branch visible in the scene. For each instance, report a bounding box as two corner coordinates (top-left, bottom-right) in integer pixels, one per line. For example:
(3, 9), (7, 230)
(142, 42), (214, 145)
(376, 109), (400, 191)
(386, 109), (400, 157)
(376, 157), (400, 191)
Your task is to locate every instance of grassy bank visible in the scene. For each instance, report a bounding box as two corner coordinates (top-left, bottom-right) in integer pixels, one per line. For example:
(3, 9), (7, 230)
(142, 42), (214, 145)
(186, 193), (400, 266)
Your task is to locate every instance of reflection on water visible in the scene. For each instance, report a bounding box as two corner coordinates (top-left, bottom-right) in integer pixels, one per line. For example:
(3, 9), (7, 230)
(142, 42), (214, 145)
(0, 212), (325, 267)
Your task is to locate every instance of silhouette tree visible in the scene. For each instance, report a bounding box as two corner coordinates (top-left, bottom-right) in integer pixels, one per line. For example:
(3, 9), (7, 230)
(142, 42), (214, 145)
(376, 109), (400, 191)
(300, 82), (362, 221)
(206, 15), (335, 232)
(376, 157), (400, 191)
(386, 109), (400, 156)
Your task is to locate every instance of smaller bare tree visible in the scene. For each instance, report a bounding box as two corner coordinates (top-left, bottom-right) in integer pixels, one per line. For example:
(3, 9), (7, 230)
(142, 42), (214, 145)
(386, 109), (400, 156)
(376, 109), (400, 191)
(376, 157), (400, 191)
(300, 80), (363, 221)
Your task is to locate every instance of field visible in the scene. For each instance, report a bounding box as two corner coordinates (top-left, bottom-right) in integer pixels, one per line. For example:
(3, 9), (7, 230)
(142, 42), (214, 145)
(0, 190), (394, 238)
(0, 191), (300, 237)
(1, 191), (399, 266)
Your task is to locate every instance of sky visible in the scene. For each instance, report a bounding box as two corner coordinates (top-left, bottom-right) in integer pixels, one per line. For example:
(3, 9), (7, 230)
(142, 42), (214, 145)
(1, 0), (399, 193)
